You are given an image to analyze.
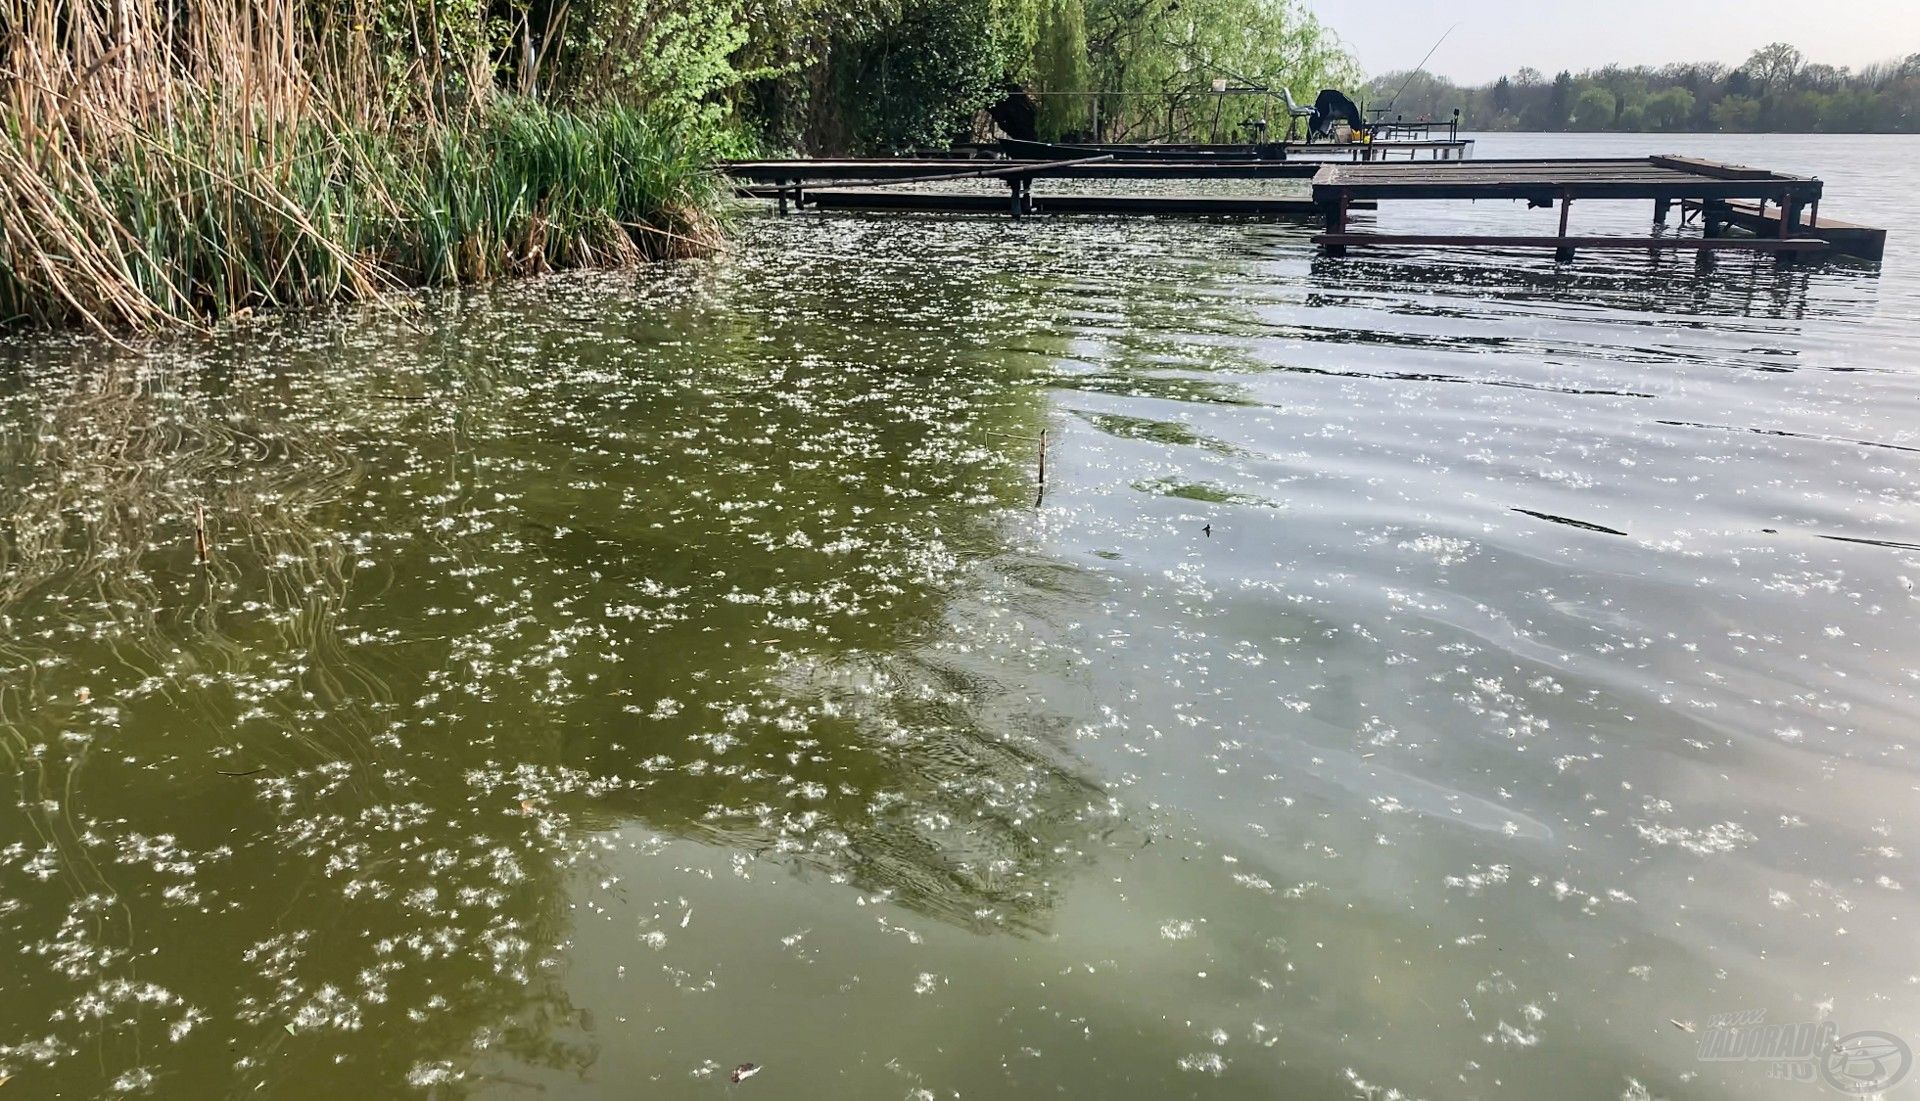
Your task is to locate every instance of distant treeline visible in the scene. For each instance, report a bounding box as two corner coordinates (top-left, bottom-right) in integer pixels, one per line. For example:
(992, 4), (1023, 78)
(1367, 44), (1920, 133)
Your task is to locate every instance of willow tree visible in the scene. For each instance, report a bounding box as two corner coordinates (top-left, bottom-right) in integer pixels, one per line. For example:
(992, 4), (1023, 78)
(1081, 0), (1357, 140)
(1023, 0), (1093, 139)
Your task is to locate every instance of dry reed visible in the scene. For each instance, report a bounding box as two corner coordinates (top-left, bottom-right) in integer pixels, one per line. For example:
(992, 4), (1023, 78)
(0, 0), (725, 332)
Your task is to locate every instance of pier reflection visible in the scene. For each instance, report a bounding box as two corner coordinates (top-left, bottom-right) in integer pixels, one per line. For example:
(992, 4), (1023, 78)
(1305, 250), (1835, 320)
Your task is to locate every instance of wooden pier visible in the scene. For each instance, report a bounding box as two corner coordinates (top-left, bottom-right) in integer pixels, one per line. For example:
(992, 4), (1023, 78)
(725, 156), (1318, 217)
(794, 188), (1374, 218)
(726, 158), (1319, 183)
(1685, 198), (1886, 261)
(1309, 156), (1878, 260)
(721, 153), (1886, 262)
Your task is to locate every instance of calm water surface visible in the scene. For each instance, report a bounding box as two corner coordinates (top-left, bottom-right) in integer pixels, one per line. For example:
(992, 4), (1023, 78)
(2, 134), (1918, 1099)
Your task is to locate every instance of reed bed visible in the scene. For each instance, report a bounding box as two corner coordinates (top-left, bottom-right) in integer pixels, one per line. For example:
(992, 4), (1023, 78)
(0, 0), (727, 333)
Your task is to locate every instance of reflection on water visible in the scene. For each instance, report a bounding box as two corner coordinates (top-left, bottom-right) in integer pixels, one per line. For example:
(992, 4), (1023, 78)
(3, 134), (1919, 1099)
(0, 247), (1111, 1095)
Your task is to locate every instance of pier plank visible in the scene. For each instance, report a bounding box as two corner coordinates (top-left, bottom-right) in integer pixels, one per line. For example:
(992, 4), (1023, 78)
(724, 159), (1321, 182)
(796, 189), (1371, 217)
(1310, 157), (1820, 204)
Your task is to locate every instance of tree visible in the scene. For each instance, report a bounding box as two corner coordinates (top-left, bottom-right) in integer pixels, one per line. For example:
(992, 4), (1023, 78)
(1365, 69), (1462, 121)
(1569, 86), (1615, 129)
(1546, 69), (1574, 125)
(1027, 0), (1092, 138)
(1743, 42), (1801, 93)
(836, 0), (1013, 150)
(1797, 62), (1844, 92)
(1642, 87), (1694, 130)
(1083, 0), (1357, 142)
(1711, 94), (1760, 130)
(561, 0), (758, 125)
(1491, 75), (1512, 113)
(1350, 48), (1919, 137)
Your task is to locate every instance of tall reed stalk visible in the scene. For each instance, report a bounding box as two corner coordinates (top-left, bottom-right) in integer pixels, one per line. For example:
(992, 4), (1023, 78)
(0, 0), (725, 332)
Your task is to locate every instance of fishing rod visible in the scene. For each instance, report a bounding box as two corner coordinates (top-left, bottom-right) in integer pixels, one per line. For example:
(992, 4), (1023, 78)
(1382, 22), (1459, 114)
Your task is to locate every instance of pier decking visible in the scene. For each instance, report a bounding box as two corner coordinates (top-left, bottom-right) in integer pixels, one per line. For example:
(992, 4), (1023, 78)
(794, 188), (1374, 217)
(1309, 156), (1862, 259)
(725, 158), (1319, 183)
(722, 153), (1885, 262)
(726, 156), (1319, 217)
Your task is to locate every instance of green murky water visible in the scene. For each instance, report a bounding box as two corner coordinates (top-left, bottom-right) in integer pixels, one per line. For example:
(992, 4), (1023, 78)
(3, 134), (1919, 1099)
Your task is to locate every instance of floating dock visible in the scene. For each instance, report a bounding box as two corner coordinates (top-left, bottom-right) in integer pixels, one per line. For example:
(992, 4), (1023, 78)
(1685, 198), (1886, 261)
(1310, 156), (1880, 261)
(721, 153), (1886, 262)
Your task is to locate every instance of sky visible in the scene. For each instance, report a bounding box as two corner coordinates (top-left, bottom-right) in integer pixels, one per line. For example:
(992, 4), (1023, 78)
(1304, 0), (1920, 85)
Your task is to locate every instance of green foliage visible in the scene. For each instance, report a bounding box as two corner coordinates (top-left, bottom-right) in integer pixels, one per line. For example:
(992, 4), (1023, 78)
(1569, 87), (1615, 130)
(0, 99), (724, 331)
(1710, 94), (1761, 131)
(1547, 71), (1574, 126)
(1642, 87), (1695, 130)
(1079, 0), (1358, 141)
(1029, 0), (1092, 139)
(833, 0), (1014, 150)
(1372, 70), (1460, 124)
(557, 0), (767, 125)
(723, 0), (1355, 152)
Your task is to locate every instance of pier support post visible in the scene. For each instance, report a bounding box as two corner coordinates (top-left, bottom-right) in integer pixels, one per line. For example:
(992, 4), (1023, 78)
(1701, 200), (1728, 238)
(1555, 194), (1575, 262)
(1320, 193), (1349, 256)
(1653, 198), (1671, 224)
(778, 178), (791, 215)
(1777, 190), (1802, 264)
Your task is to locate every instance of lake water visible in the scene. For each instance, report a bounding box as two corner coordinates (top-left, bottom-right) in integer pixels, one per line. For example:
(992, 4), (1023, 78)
(2, 133), (1917, 1099)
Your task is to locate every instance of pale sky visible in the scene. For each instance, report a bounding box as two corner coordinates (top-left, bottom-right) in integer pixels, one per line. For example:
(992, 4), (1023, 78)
(1305, 0), (1920, 84)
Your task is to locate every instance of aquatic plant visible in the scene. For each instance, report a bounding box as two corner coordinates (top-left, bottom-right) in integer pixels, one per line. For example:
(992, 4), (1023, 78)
(0, 0), (727, 333)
